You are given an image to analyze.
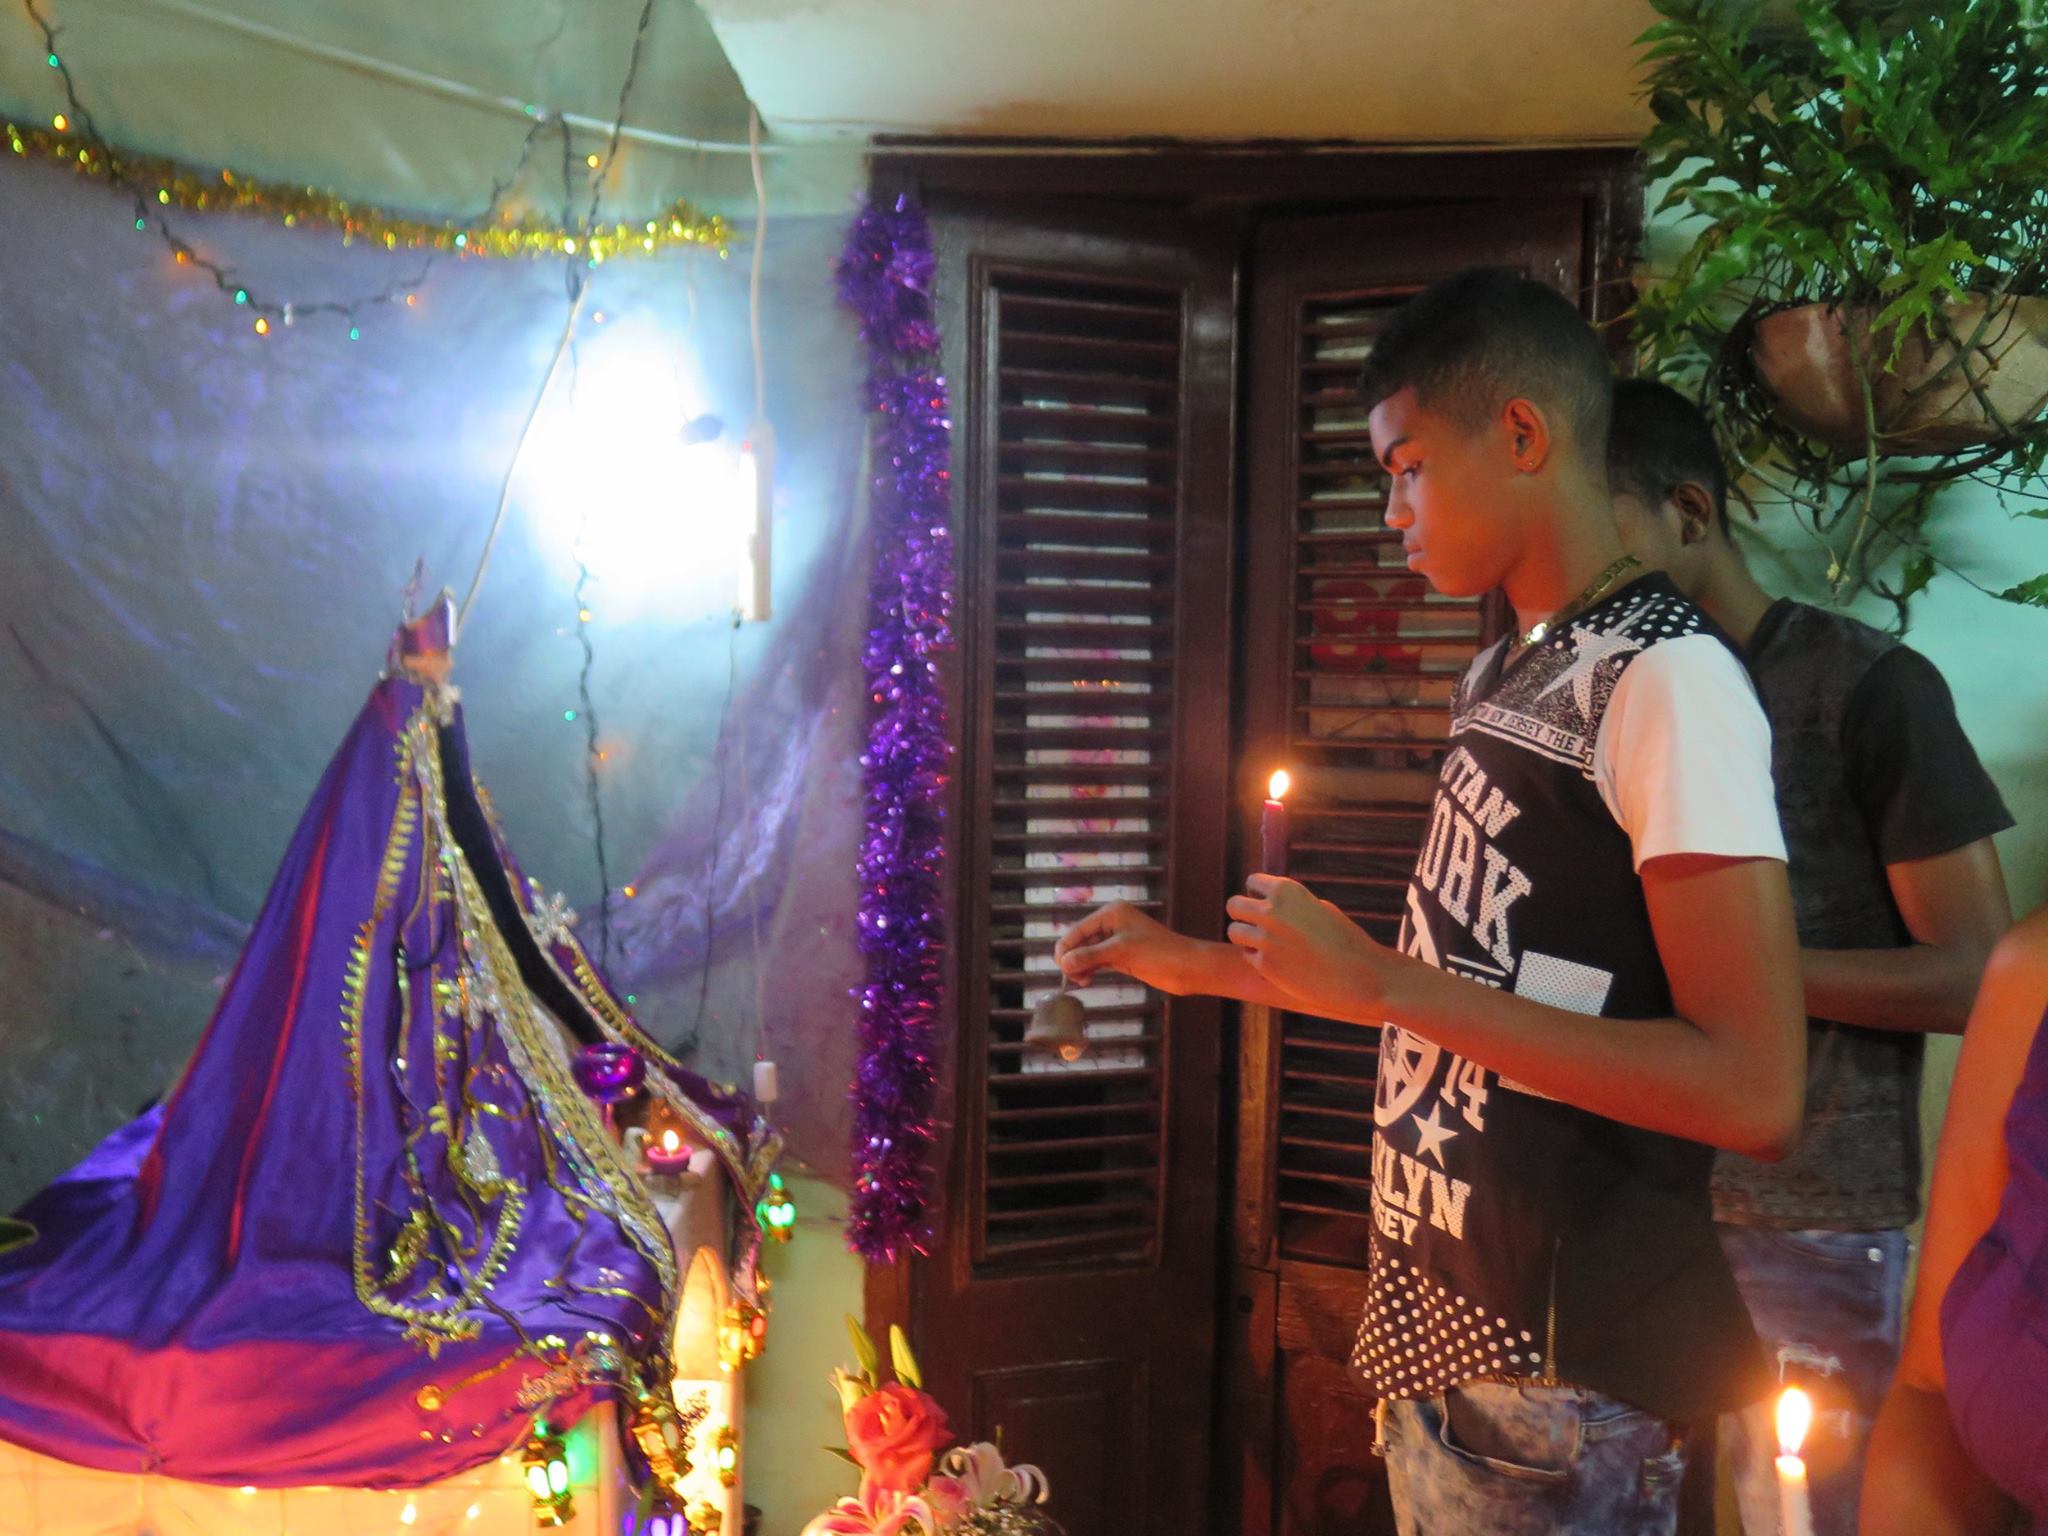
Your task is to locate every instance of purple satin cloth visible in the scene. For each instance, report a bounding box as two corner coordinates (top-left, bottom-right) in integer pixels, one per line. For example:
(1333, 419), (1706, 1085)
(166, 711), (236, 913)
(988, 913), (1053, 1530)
(1942, 1002), (2048, 1523)
(0, 671), (772, 1486)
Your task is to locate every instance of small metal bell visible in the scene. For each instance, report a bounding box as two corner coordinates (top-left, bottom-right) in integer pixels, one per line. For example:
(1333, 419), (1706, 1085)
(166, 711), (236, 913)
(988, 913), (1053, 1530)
(1024, 977), (1089, 1062)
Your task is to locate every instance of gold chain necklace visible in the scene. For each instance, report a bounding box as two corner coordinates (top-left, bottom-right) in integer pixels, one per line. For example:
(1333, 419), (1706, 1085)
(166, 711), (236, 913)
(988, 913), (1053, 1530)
(1511, 553), (1641, 653)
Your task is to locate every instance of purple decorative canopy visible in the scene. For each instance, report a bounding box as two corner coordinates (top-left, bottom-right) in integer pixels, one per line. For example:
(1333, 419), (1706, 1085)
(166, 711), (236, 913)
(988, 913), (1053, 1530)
(0, 623), (779, 1485)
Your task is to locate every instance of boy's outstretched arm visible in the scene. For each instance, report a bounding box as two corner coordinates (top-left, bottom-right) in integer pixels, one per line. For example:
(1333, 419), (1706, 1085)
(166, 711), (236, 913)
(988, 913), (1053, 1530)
(1054, 900), (1300, 1010)
(1222, 857), (1806, 1159)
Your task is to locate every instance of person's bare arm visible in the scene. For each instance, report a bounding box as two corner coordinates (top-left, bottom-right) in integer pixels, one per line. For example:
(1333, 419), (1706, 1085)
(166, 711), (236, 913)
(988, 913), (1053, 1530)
(1862, 911), (2048, 1536)
(1221, 854), (1805, 1158)
(1053, 900), (1300, 1010)
(1802, 840), (2010, 1035)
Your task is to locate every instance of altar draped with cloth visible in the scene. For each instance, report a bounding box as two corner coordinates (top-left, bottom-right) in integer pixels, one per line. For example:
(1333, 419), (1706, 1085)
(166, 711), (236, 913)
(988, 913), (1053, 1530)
(0, 630), (780, 1489)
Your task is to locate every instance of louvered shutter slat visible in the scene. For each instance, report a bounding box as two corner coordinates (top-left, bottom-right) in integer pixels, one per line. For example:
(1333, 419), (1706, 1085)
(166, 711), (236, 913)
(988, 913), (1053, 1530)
(975, 270), (1189, 1270)
(1273, 290), (1491, 1265)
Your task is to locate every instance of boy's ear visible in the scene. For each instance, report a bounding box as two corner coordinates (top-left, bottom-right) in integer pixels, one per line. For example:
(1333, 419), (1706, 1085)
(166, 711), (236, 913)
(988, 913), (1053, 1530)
(1669, 482), (1720, 547)
(1501, 398), (1551, 473)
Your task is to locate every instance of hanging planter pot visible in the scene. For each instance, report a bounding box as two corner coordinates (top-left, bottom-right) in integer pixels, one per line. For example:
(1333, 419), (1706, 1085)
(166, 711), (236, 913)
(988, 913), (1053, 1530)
(1752, 296), (2048, 457)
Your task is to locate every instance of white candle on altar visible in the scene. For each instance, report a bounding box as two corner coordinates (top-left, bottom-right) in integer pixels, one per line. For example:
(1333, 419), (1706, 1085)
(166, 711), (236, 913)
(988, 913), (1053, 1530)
(752, 1058), (780, 1105)
(1776, 1386), (1815, 1536)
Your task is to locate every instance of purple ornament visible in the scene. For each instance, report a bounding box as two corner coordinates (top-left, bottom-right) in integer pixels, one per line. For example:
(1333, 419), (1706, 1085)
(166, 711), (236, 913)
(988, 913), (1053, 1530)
(571, 1041), (645, 1107)
(835, 196), (953, 1264)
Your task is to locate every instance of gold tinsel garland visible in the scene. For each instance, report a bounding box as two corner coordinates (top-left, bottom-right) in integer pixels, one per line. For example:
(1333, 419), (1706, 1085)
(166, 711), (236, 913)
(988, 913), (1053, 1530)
(3, 119), (731, 261)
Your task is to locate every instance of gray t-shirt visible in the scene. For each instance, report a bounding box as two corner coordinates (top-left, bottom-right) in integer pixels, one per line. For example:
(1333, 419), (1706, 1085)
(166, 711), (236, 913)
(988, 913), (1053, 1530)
(1712, 600), (2013, 1230)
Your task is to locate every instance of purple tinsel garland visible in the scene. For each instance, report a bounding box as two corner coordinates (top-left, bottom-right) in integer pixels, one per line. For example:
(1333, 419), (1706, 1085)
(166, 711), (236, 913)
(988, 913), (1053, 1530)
(835, 196), (953, 1263)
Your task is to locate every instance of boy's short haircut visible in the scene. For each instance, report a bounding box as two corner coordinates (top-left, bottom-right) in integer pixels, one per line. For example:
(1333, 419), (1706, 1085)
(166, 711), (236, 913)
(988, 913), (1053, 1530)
(1608, 377), (1732, 533)
(1356, 267), (1614, 463)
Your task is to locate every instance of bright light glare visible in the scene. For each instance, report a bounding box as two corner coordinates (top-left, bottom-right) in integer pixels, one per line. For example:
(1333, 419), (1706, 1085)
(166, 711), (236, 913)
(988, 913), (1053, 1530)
(521, 323), (752, 619)
(1268, 769), (1291, 800)
(1776, 1386), (1813, 1458)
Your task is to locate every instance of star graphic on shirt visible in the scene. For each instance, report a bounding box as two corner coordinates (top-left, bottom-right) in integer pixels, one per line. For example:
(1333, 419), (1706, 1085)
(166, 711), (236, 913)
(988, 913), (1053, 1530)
(1412, 1100), (1459, 1167)
(1536, 613), (1648, 718)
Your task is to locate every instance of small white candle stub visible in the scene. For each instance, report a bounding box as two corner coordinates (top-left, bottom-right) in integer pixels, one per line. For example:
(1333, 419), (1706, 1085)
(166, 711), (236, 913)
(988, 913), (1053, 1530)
(752, 1059), (780, 1105)
(1775, 1387), (1815, 1536)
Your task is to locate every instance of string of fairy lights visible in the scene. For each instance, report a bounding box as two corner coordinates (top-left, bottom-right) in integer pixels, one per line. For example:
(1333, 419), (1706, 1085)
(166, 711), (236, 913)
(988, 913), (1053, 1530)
(9, 0), (729, 340)
(8, 0), (756, 997)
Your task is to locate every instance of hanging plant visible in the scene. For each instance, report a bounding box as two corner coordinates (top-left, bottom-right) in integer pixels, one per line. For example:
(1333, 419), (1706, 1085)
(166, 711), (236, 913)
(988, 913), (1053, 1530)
(1633, 0), (2048, 622)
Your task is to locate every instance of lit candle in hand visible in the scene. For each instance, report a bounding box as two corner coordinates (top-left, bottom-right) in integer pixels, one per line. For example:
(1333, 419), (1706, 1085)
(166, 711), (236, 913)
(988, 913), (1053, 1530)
(1261, 769), (1291, 877)
(1775, 1386), (1814, 1536)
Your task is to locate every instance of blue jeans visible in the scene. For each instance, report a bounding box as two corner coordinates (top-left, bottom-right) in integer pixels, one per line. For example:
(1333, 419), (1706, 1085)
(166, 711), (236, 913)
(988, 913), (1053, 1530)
(1717, 1226), (1910, 1536)
(1385, 1383), (1687, 1536)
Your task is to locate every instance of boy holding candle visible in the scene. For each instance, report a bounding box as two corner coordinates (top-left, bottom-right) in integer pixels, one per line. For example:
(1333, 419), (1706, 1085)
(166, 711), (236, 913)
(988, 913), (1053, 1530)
(1606, 379), (2013, 1536)
(1056, 269), (1806, 1534)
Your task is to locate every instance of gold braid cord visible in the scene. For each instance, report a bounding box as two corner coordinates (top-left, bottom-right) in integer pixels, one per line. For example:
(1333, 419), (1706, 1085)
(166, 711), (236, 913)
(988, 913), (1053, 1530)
(340, 701), (681, 1399)
(518, 873), (786, 1306)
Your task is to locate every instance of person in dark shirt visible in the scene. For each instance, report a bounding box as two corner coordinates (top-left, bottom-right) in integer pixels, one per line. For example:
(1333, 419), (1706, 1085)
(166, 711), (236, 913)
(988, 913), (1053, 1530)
(1057, 272), (1807, 1536)
(1608, 378), (2014, 1536)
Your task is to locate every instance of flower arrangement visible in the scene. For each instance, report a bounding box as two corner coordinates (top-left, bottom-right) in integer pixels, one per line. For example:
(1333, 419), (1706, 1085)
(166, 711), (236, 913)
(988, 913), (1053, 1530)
(801, 1320), (1058, 1536)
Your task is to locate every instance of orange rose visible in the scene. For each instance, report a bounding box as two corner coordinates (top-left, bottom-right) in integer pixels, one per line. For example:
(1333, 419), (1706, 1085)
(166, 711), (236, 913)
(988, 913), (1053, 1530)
(844, 1383), (951, 1493)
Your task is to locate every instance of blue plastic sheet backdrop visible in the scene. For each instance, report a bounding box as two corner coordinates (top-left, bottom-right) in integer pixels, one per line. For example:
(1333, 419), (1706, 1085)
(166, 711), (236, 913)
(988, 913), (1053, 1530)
(0, 158), (870, 1202)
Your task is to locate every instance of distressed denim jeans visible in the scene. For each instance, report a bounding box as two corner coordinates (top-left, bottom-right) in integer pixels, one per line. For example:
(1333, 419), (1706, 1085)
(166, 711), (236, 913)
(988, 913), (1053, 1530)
(1385, 1382), (1687, 1536)
(1717, 1226), (1910, 1536)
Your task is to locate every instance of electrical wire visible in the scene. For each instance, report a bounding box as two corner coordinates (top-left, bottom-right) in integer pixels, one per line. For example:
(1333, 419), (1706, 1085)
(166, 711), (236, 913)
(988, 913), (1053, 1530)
(19, 0), (554, 329)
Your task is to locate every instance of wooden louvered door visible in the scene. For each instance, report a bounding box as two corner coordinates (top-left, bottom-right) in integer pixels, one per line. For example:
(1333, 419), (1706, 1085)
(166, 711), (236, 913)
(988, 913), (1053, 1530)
(916, 212), (1235, 1536)
(1227, 202), (1587, 1536)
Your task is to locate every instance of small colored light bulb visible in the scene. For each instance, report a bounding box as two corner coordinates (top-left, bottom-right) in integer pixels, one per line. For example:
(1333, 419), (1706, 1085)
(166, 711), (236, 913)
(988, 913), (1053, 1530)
(233, 289), (247, 305)
(348, 326), (361, 341)
(253, 317), (270, 335)
(51, 113), (67, 131)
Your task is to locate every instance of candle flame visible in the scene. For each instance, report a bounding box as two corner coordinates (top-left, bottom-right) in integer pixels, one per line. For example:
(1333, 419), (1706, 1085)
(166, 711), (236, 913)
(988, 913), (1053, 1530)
(661, 1129), (681, 1154)
(1268, 769), (1291, 800)
(1776, 1386), (1813, 1458)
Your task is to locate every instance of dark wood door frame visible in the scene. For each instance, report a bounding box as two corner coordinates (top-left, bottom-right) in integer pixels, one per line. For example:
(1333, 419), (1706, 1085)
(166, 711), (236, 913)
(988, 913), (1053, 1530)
(873, 142), (1638, 320)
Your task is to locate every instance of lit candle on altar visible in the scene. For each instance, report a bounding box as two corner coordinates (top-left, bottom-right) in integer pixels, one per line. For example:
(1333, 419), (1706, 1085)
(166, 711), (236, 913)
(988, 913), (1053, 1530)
(1261, 769), (1292, 876)
(1775, 1386), (1814, 1536)
(643, 1127), (694, 1176)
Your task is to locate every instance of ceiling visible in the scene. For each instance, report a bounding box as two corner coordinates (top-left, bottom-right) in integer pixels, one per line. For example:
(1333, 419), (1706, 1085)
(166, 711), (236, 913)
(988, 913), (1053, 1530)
(0, 0), (770, 214)
(701, 0), (1654, 146)
(0, 0), (1654, 221)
